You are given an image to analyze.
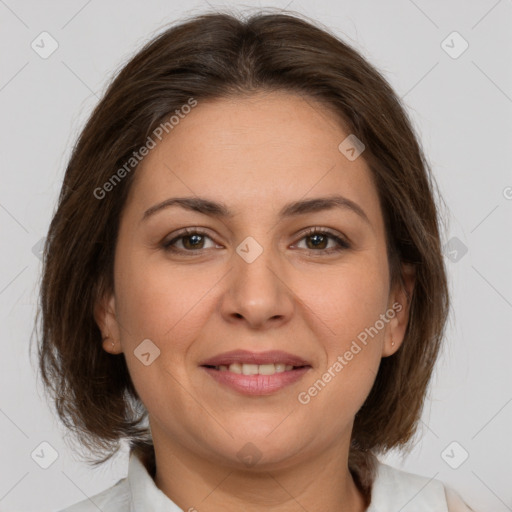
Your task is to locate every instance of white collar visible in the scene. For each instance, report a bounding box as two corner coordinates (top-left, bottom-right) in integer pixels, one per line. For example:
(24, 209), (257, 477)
(126, 450), (448, 512)
(127, 451), (183, 511)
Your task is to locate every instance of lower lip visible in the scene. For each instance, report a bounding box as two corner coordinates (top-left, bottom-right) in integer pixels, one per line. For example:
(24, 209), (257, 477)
(201, 366), (311, 395)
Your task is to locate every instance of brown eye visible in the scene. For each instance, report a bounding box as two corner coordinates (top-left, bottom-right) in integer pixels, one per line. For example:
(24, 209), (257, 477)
(294, 227), (350, 254)
(162, 228), (217, 253)
(162, 226), (350, 256)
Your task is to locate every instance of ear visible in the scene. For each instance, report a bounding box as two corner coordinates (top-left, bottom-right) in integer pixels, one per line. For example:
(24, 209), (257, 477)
(382, 262), (416, 357)
(94, 290), (123, 355)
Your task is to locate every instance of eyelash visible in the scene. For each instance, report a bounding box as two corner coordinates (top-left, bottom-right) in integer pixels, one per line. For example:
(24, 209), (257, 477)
(161, 227), (351, 255)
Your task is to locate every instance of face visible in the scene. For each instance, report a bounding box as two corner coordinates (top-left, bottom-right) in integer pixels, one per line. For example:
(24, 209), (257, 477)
(96, 91), (413, 471)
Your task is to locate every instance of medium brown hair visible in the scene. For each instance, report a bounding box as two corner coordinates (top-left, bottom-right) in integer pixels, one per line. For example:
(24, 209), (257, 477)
(34, 8), (450, 500)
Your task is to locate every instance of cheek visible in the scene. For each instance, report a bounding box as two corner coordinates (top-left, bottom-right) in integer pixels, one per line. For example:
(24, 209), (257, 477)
(115, 249), (221, 341)
(299, 282), (386, 423)
(298, 257), (388, 396)
(113, 253), (213, 412)
(298, 255), (389, 337)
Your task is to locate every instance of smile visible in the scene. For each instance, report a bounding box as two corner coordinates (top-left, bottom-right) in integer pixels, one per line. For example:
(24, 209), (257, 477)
(200, 364), (311, 395)
(205, 362), (307, 374)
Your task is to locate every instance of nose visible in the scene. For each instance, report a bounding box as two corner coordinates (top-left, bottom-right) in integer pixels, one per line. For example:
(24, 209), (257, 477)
(220, 240), (295, 330)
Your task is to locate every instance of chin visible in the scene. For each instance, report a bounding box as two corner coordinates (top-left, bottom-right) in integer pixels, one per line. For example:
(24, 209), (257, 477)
(210, 431), (308, 471)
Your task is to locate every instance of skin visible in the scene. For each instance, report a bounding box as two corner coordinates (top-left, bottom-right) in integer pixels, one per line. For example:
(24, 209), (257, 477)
(96, 90), (415, 512)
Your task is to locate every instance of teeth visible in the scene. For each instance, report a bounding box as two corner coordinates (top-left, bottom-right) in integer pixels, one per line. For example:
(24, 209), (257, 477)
(216, 363), (295, 374)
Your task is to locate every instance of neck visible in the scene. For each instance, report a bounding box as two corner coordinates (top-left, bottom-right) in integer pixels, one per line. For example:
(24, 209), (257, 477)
(149, 433), (369, 512)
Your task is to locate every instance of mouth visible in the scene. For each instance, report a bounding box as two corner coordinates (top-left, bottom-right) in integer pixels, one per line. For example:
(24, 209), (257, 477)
(201, 362), (311, 374)
(198, 350), (312, 395)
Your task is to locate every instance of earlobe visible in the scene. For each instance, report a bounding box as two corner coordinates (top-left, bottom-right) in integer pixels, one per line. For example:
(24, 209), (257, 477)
(382, 318), (401, 357)
(94, 292), (122, 354)
(382, 263), (416, 357)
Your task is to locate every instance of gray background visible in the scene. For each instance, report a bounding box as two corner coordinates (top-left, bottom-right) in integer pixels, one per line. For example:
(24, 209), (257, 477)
(1, 0), (511, 511)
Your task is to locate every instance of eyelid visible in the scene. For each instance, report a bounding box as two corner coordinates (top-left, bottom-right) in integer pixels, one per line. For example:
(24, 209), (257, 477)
(162, 226), (351, 254)
(292, 226), (351, 251)
(162, 227), (219, 249)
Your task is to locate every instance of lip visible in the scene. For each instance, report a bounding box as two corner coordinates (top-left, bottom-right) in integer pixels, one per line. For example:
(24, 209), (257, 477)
(199, 349), (312, 396)
(201, 366), (311, 395)
(198, 349), (311, 367)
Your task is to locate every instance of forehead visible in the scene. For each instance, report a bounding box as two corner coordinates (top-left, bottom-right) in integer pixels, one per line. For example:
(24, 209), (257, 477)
(126, 91), (383, 228)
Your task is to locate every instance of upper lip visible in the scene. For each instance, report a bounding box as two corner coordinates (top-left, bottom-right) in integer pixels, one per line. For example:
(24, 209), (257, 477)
(199, 350), (311, 367)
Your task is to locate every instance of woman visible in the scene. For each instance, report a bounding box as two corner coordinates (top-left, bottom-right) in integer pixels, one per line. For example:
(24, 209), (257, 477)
(37, 9), (475, 511)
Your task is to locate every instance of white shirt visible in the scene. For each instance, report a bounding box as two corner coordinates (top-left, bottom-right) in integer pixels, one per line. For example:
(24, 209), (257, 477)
(59, 451), (475, 512)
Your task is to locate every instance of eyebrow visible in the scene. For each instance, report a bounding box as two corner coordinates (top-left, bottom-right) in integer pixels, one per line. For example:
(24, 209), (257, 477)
(141, 195), (371, 225)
